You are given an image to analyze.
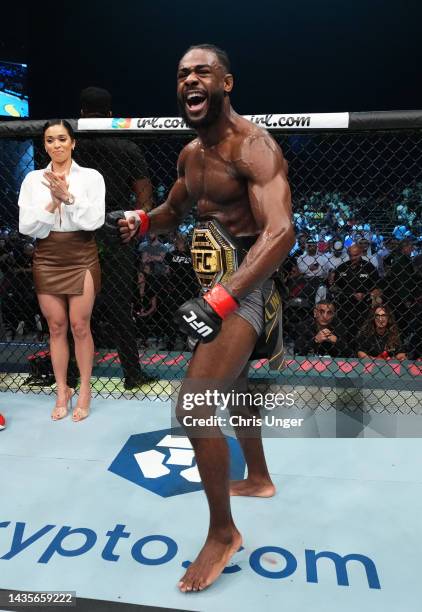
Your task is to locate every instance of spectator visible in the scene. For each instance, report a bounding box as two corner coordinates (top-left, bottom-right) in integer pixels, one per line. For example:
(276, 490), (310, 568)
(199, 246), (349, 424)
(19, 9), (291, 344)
(343, 231), (356, 248)
(396, 201), (408, 224)
(283, 257), (308, 301)
(76, 86), (155, 389)
(371, 228), (384, 253)
(396, 193), (417, 227)
(2, 239), (39, 339)
(332, 244), (379, 340)
(294, 300), (349, 357)
(161, 233), (200, 348)
(323, 239), (348, 274)
(138, 233), (169, 276)
(357, 305), (407, 361)
(297, 240), (327, 303)
(317, 228), (332, 254)
(382, 239), (421, 337)
(132, 266), (159, 346)
(165, 234), (198, 298)
(378, 238), (399, 277)
(357, 238), (379, 271)
(392, 224), (410, 241)
(0, 235), (16, 339)
(290, 231), (309, 257)
(407, 303), (422, 359)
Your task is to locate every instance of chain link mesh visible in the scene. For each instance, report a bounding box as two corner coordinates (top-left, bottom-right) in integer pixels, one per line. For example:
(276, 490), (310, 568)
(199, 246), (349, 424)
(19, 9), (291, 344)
(0, 126), (421, 414)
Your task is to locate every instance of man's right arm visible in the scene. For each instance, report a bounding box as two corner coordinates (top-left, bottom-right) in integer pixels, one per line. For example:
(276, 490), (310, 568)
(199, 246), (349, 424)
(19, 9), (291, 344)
(119, 146), (194, 242)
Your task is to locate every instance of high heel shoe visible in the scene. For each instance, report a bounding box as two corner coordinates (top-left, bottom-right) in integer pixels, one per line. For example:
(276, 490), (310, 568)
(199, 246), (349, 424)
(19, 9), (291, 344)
(72, 393), (91, 422)
(51, 387), (75, 421)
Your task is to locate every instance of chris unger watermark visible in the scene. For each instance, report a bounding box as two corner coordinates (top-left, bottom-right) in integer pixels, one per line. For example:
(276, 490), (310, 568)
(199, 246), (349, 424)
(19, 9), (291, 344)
(180, 390), (302, 430)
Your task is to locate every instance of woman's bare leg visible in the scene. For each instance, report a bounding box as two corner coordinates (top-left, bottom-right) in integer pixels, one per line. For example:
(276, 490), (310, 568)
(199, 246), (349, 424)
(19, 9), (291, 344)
(68, 272), (96, 421)
(37, 293), (70, 419)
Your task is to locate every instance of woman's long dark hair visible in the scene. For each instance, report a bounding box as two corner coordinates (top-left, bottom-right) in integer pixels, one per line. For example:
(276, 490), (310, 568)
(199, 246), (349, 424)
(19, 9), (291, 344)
(359, 304), (401, 352)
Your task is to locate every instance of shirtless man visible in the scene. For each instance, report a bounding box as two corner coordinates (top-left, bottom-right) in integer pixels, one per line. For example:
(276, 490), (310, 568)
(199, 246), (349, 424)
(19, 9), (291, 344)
(117, 44), (294, 592)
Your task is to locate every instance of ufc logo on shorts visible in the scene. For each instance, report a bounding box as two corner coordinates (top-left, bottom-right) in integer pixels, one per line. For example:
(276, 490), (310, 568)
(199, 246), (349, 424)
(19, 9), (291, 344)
(183, 311), (213, 337)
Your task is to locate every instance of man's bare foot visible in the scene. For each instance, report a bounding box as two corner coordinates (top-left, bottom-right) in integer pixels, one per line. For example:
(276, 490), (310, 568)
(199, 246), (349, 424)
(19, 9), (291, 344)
(230, 478), (276, 497)
(178, 529), (242, 592)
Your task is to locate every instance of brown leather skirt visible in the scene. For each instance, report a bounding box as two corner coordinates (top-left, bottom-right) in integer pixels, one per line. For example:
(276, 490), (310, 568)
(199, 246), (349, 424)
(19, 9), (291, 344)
(33, 231), (101, 295)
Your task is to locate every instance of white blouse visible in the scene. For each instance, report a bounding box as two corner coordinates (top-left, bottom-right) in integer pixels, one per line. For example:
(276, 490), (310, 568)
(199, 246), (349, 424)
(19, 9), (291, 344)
(18, 161), (106, 239)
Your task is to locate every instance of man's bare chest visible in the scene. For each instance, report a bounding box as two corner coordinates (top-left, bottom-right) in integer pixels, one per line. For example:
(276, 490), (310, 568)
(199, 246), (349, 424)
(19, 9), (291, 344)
(184, 148), (246, 204)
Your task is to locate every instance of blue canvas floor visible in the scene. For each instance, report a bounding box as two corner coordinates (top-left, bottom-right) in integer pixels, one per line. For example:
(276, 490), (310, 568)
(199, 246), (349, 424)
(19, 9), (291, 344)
(0, 391), (421, 611)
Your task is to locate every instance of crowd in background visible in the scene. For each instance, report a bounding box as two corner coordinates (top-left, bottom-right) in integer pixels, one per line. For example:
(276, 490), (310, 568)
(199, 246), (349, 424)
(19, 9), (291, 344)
(2, 85), (421, 387)
(1, 185), (422, 362)
(283, 187), (422, 359)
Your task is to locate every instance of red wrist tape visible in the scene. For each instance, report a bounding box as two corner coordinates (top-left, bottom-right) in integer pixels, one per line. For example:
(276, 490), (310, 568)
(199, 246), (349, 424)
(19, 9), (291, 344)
(203, 284), (239, 319)
(136, 210), (150, 236)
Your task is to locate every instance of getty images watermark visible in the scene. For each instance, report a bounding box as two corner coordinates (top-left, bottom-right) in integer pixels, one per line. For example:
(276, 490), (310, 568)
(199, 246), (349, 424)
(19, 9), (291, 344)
(171, 377), (422, 439)
(171, 385), (304, 437)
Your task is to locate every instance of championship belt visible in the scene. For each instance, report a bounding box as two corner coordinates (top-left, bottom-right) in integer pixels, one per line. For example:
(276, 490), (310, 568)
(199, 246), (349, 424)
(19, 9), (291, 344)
(191, 221), (240, 291)
(191, 221), (286, 370)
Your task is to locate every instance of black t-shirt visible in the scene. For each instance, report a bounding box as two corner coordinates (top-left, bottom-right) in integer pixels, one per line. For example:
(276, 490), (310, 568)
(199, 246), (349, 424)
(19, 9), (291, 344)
(334, 259), (379, 298)
(294, 320), (349, 357)
(382, 254), (421, 302)
(164, 249), (200, 302)
(75, 136), (150, 262)
(74, 136), (149, 212)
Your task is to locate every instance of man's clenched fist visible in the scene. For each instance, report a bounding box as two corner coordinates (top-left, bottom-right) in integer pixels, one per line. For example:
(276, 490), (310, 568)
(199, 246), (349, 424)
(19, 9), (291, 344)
(174, 284), (239, 343)
(105, 210), (150, 243)
(118, 212), (140, 243)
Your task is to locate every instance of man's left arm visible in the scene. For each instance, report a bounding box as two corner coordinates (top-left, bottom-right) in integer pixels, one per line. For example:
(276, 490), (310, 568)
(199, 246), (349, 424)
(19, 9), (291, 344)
(174, 134), (294, 343)
(225, 134), (294, 299)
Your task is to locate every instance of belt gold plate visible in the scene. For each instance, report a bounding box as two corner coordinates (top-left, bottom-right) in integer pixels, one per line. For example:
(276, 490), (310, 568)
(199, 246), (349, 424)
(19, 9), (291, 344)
(191, 221), (239, 290)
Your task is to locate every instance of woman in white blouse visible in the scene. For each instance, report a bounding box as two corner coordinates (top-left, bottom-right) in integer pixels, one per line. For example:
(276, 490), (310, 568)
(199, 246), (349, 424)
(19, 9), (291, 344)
(19, 119), (105, 421)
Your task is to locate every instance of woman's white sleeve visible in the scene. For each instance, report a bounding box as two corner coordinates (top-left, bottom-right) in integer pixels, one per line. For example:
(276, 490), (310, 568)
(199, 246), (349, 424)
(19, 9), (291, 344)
(67, 171), (106, 231)
(18, 174), (55, 239)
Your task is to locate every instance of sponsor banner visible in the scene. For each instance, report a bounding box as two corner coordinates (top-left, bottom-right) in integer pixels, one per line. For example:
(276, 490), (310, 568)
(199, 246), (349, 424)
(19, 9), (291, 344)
(77, 117), (189, 131)
(78, 112), (349, 132)
(108, 427), (246, 497)
(245, 112), (349, 129)
(0, 518), (381, 589)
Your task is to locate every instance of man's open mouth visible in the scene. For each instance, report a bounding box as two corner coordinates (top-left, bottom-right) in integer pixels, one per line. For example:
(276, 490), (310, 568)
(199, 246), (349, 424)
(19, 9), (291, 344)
(185, 91), (208, 114)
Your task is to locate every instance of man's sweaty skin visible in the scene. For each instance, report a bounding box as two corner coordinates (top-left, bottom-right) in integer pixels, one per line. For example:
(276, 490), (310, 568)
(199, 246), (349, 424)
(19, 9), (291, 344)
(122, 118), (292, 300)
(119, 45), (294, 592)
